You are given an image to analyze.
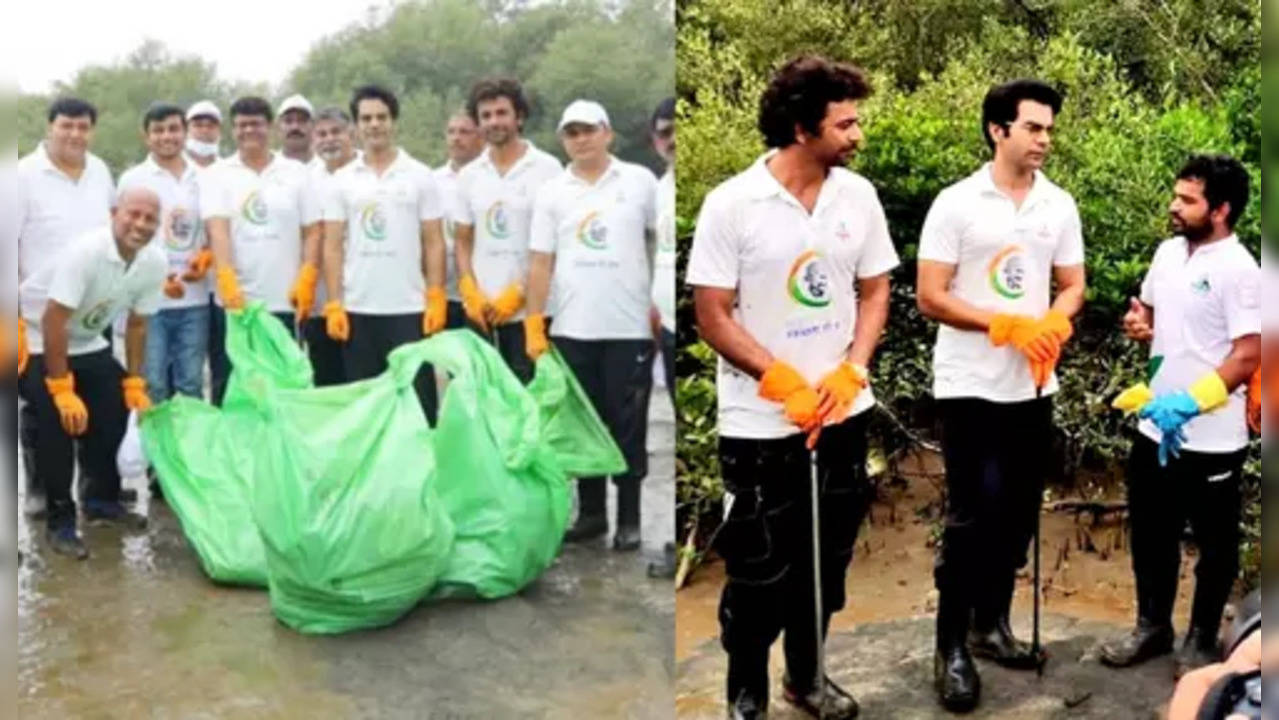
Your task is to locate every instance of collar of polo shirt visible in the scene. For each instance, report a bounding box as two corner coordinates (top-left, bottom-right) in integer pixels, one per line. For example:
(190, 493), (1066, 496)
(738, 150), (859, 204)
(975, 161), (1051, 208)
(355, 146), (410, 174)
(227, 149), (281, 171)
(144, 152), (196, 179)
(34, 141), (89, 179)
(567, 154), (621, 184)
(1178, 233), (1240, 256)
(479, 140), (542, 175)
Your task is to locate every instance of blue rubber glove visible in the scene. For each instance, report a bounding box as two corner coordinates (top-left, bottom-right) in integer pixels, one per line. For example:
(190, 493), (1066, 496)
(1138, 392), (1200, 466)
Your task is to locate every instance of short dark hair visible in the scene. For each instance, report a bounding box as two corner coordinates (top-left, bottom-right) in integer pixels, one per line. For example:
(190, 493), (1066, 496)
(981, 79), (1063, 150)
(47, 97), (97, 125)
(314, 107), (351, 125)
(229, 96), (273, 123)
(142, 102), (186, 130)
(1176, 154), (1251, 229)
(467, 77), (530, 124)
(651, 97), (675, 130)
(758, 56), (872, 149)
(350, 85), (400, 121)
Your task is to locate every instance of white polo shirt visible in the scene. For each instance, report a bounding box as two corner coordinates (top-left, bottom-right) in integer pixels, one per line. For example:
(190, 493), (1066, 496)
(117, 155), (206, 310)
(433, 162), (466, 302)
(653, 168), (677, 332)
(918, 163), (1085, 402)
(529, 157), (658, 341)
(322, 148), (442, 315)
(17, 143), (115, 282)
(686, 153), (901, 439)
(451, 141), (562, 322)
(20, 225), (167, 356)
(307, 153), (361, 316)
(200, 152), (320, 313)
(1138, 235), (1260, 453)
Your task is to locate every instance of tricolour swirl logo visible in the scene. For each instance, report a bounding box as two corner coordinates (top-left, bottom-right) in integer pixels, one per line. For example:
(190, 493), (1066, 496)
(240, 191), (268, 226)
(988, 244), (1027, 300)
(485, 201), (510, 239)
(165, 206), (198, 251)
(81, 301), (114, 332)
(360, 202), (388, 241)
(576, 211), (608, 250)
(787, 250), (830, 308)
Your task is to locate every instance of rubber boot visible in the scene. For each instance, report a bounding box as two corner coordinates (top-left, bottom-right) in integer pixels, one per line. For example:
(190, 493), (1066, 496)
(613, 477), (641, 551)
(935, 590), (980, 713)
(726, 647), (770, 719)
(969, 570), (1038, 669)
(564, 476), (608, 543)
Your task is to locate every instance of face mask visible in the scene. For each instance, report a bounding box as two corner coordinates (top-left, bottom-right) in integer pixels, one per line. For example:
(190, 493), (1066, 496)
(186, 137), (219, 158)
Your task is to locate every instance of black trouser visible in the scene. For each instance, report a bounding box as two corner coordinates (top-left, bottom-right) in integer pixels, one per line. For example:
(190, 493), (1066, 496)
(209, 306), (296, 407)
(4, 370), (16, 495)
(934, 397), (1052, 648)
(445, 300), (465, 330)
(660, 327), (675, 410)
(345, 312), (437, 425)
(715, 413), (872, 701)
(17, 350), (127, 532)
(1126, 434), (1245, 633)
(303, 316), (345, 387)
(467, 319), (535, 385)
(555, 336), (654, 513)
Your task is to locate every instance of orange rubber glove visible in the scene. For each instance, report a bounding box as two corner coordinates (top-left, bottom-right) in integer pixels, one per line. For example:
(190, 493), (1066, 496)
(18, 319), (28, 376)
(122, 376), (152, 413)
(182, 249), (214, 282)
(989, 313), (1058, 364)
(1247, 368), (1261, 435)
(163, 273), (185, 299)
(525, 313), (549, 361)
(458, 274), (490, 332)
(46, 374), (89, 436)
(1029, 309), (1073, 390)
(490, 283), (524, 325)
(816, 362), (868, 424)
(758, 361), (823, 445)
(323, 301), (350, 342)
(216, 267), (245, 310)
(288, 263), (319, 322)
(423, 286), (447, 336)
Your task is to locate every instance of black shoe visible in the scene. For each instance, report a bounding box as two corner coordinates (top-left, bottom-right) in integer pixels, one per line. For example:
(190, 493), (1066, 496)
(563, 514), (608, 543)
(46, 526), (89, 560)
(648, 541), (679, 578)
(1099, 620), (1174, 668)
(613, 526), (641, 552)
(969, 618), (1042, 670)
(83, 501), (148, 531)
(727, 688), (768, 719)
(118, 488), (139, 504)
(783, 675), (859, 719)
(1174, 627), (1221, 678)
(934, 646), (980, 713)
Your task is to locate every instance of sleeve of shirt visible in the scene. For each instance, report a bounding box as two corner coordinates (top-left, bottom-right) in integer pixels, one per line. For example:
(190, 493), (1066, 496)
(528, 184), (557, 254)
(1053, 195), (1086, 266)
(298, 174), (322, 225)
(641, 168), (659, 233)
(1223, 260), (1262, 340)
(916, 191), (960, 264)
(449, 173), (475, 227)
(1139, 243), (1162, 306)
(417, 169), (442, 222)
(130, 259), (166, 316)
(857, 185), (901, 278)
(684, 189), (740, 289)
(321, 174), (346, 222)
(199, 168), (229, 220)
(47, 243), (92, 310)
(105, 163), (117, 210)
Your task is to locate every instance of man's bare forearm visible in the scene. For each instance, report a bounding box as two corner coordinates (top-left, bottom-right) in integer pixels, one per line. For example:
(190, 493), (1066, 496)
(322, 221), (344, 302)
(526, 252), (553, 315)
(693, 287), (774, 380)
(125, 313), (146, 376)
(847, 275), (890, 367)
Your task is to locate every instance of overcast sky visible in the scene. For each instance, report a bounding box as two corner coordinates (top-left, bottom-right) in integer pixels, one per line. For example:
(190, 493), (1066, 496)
(11, 0), (385, 95)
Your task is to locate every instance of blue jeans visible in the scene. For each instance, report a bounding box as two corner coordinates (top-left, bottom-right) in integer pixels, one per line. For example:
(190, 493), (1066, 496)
(145, 305), (210, 404)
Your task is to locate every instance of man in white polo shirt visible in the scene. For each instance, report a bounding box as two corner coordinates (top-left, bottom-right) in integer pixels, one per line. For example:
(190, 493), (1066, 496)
(321, 85), (448, 422)
(117, 103), (209, 405)
(651, 97), (676, 409)
(916, 79), (1085, 712)
(452, 77), (562, 383)
(300, 106), (360, 386)
(1102, 155), (1260, 678)
(434, 109), (484, 330)
(17, 97), (116, 517)
(185, 100), (223, 169)
(18, 187), (166, 559)
(687, 56), (898, 720)
(201, 96), (322, 406)
(277, 94), (316, 167)
(526, 99), (660, 554)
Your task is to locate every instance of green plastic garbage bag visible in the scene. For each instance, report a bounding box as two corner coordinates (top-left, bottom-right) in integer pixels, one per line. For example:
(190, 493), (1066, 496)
(246, 341), (455, 634)
(140, 305), (311, 586)
(527, 348), (628, 478)
(426, 331), (571, 600)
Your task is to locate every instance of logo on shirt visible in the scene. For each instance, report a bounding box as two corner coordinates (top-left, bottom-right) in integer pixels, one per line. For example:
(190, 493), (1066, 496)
(1190, 276), (1211, 295)
(359, 202), (388, 241)
(485, 201), (511, 239)
(241, 191), (269, 226)
(834, 220), (851, 243)
(988, 244), (1027, 300)
(576, 211), (609, 250)
(81, 301), (114, 332)
(165, 207), (198, 251)
(787, 250), (831, 308)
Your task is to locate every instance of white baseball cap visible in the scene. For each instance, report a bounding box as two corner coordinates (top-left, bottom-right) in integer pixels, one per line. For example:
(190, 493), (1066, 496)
(277, 94), (314, 119)
(186, 100), (222, 123)
(557, 99), (610, 131)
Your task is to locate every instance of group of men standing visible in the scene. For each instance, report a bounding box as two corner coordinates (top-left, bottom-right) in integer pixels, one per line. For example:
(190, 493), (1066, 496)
(14, 80), (678, 564)
(688, 55), (1261, 718)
